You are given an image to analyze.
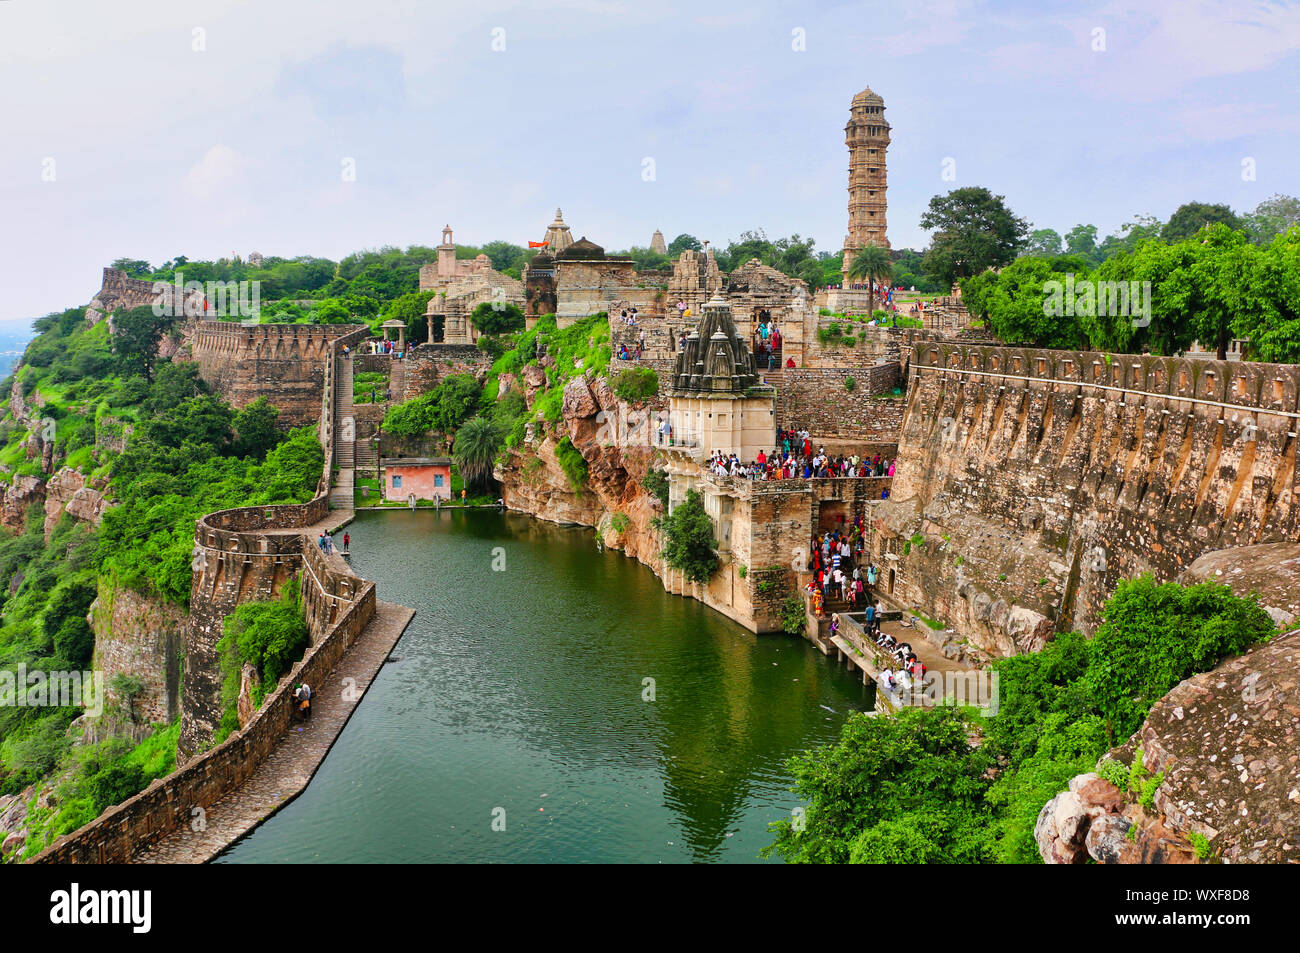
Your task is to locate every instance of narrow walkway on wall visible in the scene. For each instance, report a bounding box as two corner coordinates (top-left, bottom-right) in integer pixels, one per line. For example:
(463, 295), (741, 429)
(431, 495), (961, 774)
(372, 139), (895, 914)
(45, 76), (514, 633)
(129, 600), (415, 863)
(330, 354), (356, 509)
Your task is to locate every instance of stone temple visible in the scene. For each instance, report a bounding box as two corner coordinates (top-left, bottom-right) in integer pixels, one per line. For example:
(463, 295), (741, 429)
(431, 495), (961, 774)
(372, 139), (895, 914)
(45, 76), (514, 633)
(841, 85), (890, 282)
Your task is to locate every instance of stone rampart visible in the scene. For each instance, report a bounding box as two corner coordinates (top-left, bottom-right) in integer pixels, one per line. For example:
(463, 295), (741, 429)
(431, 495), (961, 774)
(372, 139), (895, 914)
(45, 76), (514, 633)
(31, 330), (385, 862)
(185, 322), (369, 426)
(178, 333), (345, 760)
(777, 364), (903, 439)
(30, 575), (375, 864)
(872, 342), (1300, 656)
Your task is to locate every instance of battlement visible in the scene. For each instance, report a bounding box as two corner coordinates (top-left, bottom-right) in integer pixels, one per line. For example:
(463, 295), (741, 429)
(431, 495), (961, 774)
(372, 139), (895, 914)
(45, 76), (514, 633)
(185, 322), (369, 427)
(909, 342), (1300, 416)
(872, 341), (1300, 657)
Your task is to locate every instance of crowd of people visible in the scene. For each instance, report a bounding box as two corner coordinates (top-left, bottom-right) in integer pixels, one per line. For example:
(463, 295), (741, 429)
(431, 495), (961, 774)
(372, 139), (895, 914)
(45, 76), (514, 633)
(807, 522), (929, 695)
(807, 523), (875, 612)
(702, 431), (895, 483)
(752, 320), (782, 370)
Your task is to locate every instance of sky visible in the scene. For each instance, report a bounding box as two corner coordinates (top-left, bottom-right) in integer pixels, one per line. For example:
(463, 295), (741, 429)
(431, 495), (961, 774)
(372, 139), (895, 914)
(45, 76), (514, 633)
(1, 0), (1298, 326)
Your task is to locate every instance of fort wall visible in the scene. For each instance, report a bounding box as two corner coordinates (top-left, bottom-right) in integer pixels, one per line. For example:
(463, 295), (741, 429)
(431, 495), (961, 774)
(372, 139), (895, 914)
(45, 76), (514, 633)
(870, 342), (1300, 657)
(33, 333), (385, 862)
(184, 322), (369, 427)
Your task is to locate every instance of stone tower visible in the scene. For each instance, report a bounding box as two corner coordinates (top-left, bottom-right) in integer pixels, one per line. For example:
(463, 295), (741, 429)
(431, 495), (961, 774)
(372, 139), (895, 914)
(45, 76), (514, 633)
(542, 208), (574, 255)
(842, 85), (890, 281)
(650, 229), (667, 255)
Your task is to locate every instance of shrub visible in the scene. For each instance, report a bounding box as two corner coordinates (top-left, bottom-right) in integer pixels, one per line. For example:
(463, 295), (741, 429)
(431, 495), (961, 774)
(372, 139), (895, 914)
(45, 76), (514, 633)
(844, 376), (856, 392)
(554, 436), (589, 492)
(1085, 575), (1274, 740)
(611, 366), (659, 402)
(641, 468), (669, 506)
(780, 595), (806, 635)
(215, 578), (309, 741)
(656, 488), (718, 584)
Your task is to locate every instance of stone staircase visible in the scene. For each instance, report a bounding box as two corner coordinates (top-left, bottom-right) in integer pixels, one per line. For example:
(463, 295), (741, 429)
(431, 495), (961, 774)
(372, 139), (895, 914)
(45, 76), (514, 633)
(388, 356), (406, 403)
(329, 355), (355, 509)
(354, 438), (378, 471)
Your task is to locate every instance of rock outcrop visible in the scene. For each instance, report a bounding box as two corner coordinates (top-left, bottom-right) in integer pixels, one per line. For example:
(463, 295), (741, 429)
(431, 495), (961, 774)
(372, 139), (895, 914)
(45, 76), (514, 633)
(1037, 628), (1300, 864)
(496, 371), (663, 570)
(42, 467), (109, 539)
(89, 580), (185, 726)
(0, 475), (45, 531)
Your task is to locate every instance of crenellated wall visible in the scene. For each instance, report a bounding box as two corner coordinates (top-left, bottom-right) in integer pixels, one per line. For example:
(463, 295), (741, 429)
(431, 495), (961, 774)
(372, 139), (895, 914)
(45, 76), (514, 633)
(870, 342), (1300, 656)
(184, 322), (369, 426)
(179, 335), (355, 761)
(31, 332), (388, 863)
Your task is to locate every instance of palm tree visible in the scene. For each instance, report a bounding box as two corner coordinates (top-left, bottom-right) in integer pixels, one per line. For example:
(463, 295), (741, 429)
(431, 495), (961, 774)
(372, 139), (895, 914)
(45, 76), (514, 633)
(453, 417), (502, 492)
(847, 245), (894, 318)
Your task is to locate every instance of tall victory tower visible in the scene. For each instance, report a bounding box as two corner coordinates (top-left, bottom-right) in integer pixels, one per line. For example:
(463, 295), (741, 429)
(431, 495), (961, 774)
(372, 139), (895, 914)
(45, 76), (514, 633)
(842, 86), (890, 282)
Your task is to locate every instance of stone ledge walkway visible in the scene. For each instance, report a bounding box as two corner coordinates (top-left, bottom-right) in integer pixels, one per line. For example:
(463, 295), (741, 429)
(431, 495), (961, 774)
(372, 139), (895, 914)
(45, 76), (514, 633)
(130, 599), (414, 864)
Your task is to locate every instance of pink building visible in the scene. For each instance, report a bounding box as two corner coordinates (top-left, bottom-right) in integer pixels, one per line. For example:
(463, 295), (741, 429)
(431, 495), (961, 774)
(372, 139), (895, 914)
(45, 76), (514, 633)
(382, 457), (453, 502)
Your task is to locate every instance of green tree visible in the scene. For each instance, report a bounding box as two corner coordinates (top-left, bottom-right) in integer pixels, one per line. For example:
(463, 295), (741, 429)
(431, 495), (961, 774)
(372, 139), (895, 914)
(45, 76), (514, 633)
(1064, 223), (1100, 261)
(232, 397), (281, 459)
(1023, 228), (1063, 257)
(977, 257), (1090, 348)
(110, 305), (176, 383)
(1162, 201), (1243, 242)
(469, 302), (525, 336)
(797, 258), (826, 291)
(657, 489), (718, 584)
(1244, 194), (1300, 245)
(1238, 226), (1300, 362)
(847, 245), (893, 316)
(110, 258), (152, 277)
(667, 233), (702, 256)
(453, 416), (502, 492)
(920, 187), (1029, 288)
(763, 706), (993, 864)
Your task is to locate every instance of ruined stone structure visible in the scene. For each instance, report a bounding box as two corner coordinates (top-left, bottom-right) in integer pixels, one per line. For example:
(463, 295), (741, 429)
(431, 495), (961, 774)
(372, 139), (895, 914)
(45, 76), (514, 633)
(522, 250), (557, 325)
(666, 247), (723, 318)
(184, 322), (368, 427)
(870, 342), (1300, 658)
(842, 85), (890, 281)
(553, 237), (663, 327)
(85, 268), (160, 326)
(419, 226), (524, 345)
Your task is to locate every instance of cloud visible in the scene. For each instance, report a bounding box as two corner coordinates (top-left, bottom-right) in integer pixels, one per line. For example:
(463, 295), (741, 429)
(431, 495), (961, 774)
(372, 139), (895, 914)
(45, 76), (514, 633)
(182, 145), (250, 202)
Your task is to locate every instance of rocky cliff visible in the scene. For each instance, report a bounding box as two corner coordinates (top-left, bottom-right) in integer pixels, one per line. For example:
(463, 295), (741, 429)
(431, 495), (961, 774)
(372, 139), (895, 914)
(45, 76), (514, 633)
(495, 370), (664, 571)
(1036, 544), (1300, 865)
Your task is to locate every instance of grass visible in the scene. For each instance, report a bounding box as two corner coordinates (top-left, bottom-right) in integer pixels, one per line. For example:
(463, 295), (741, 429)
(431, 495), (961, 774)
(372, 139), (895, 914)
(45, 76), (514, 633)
(911, 610), (947, 630)
(353, 371), (389, 404)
